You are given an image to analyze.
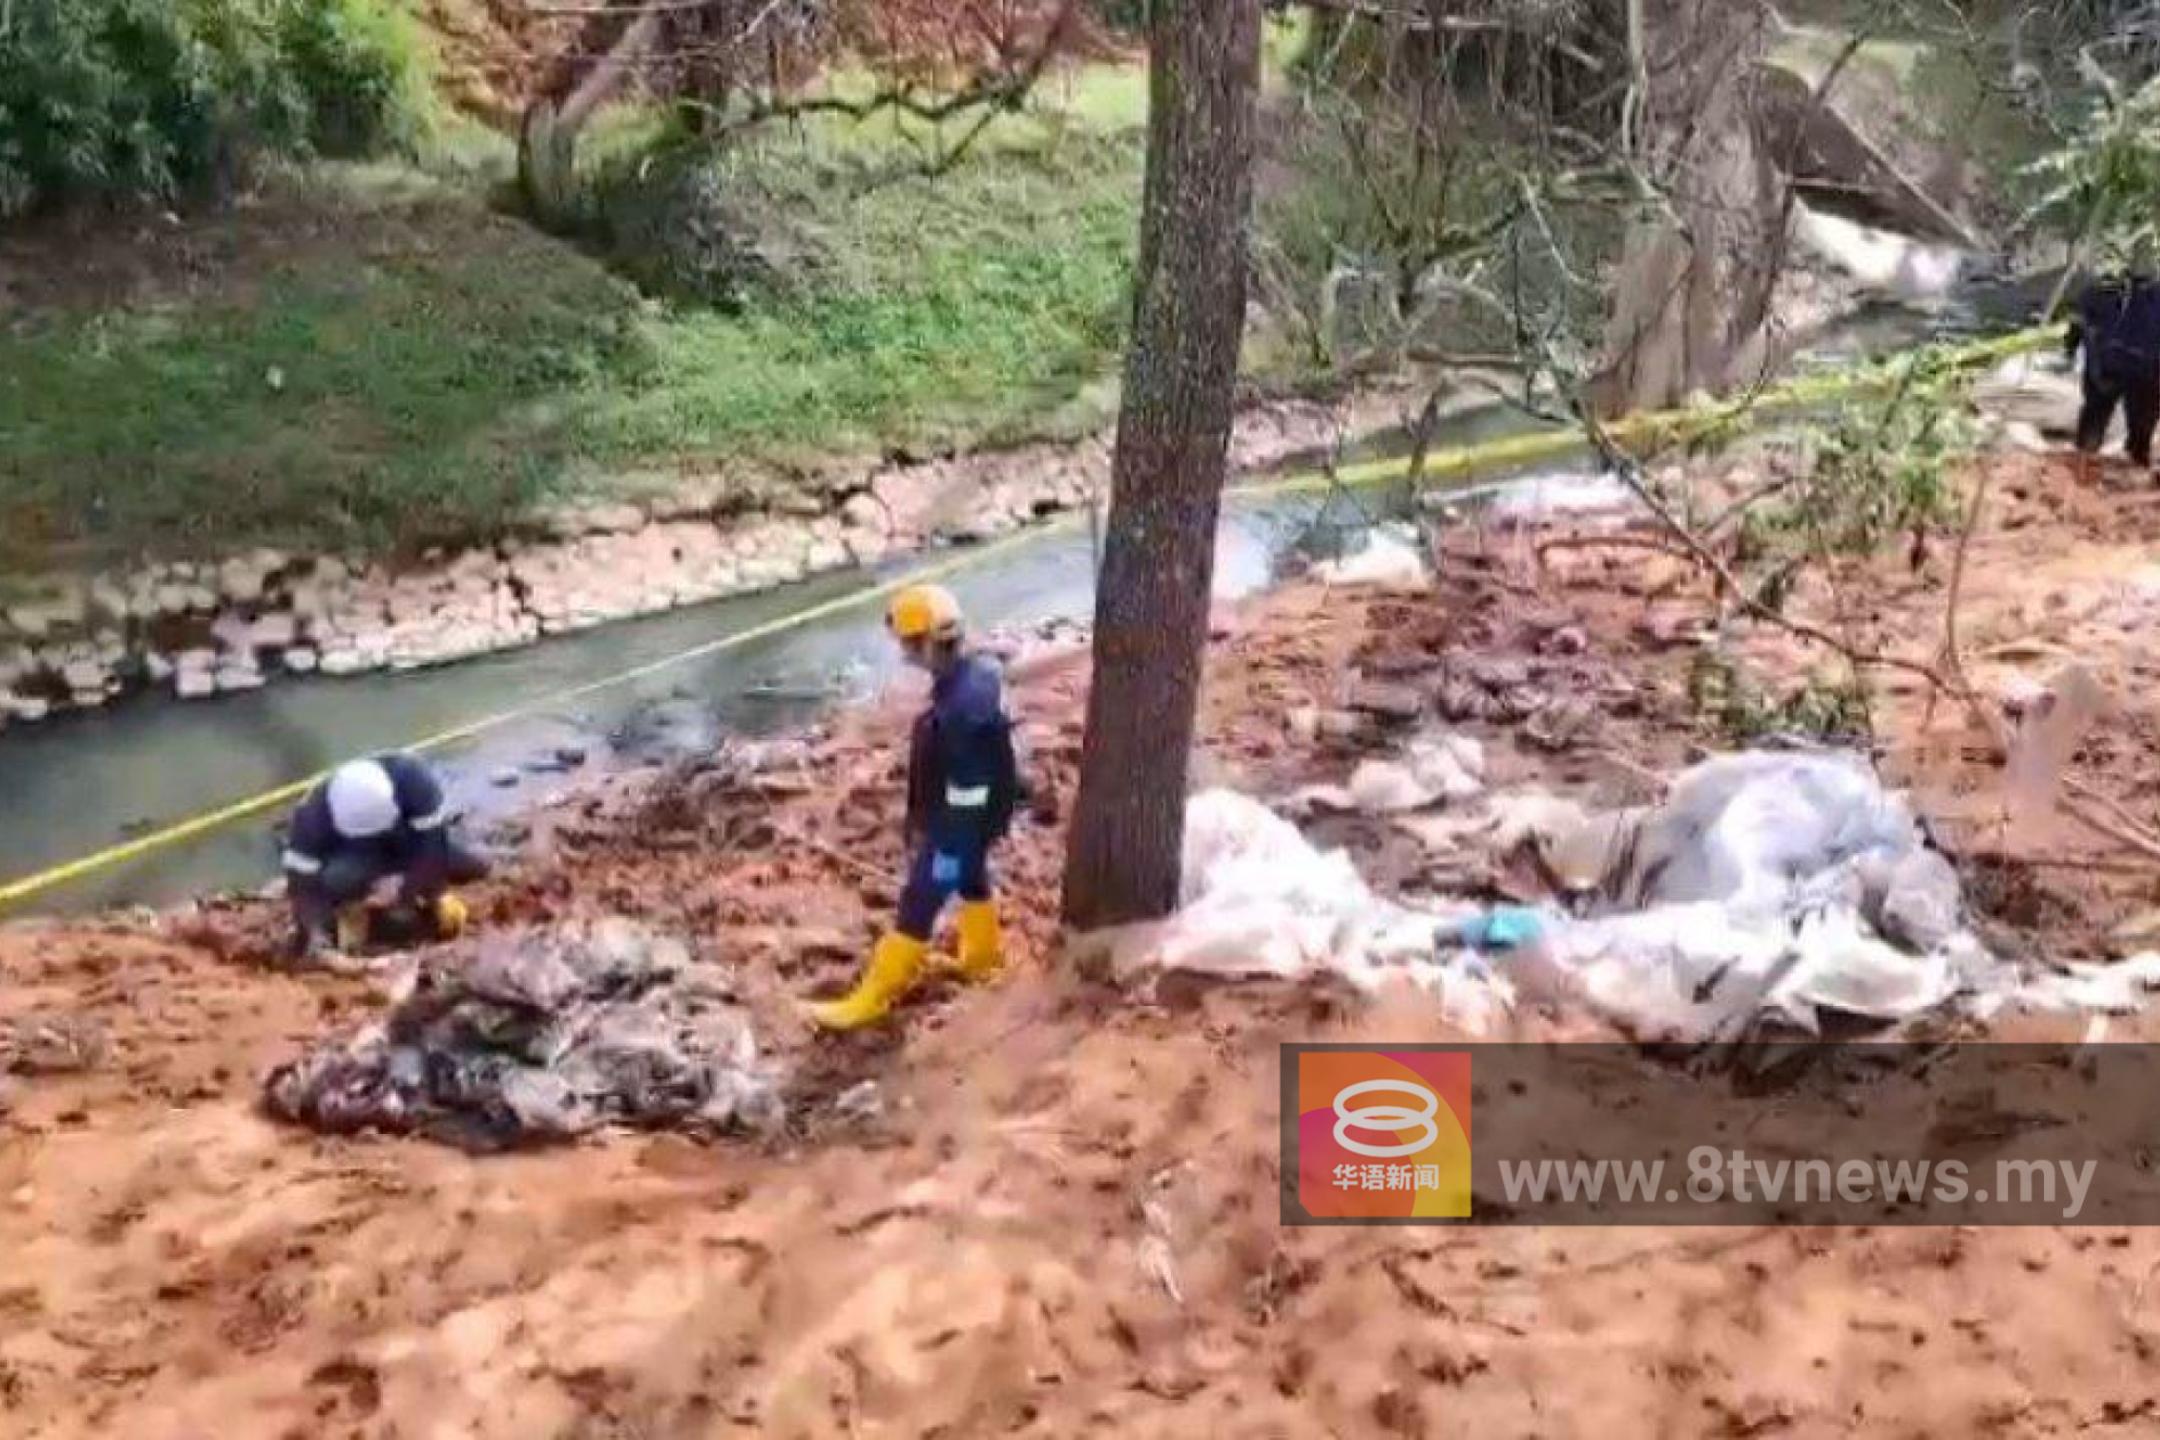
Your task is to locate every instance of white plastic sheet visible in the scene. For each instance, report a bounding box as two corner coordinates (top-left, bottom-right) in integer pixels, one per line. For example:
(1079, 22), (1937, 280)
(1121, 752), (2148, 1041)
(1309, 528), (1431, 593)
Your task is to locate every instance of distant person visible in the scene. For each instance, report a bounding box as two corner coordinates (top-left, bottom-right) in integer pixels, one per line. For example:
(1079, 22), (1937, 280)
(809, 584), (1021, 1029)
(2068, 271), (2160, 466)
(282, 753), (488, 960)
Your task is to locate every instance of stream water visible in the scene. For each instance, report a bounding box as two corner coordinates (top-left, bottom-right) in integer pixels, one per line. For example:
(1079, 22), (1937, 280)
(0, 286), (2040, 915)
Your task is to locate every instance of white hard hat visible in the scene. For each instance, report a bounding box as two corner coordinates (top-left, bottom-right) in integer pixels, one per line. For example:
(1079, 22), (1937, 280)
(326, 759), (399, 839)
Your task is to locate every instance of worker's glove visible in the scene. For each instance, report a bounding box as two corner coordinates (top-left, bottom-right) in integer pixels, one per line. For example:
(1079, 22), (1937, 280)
(929, 851), (963, 886)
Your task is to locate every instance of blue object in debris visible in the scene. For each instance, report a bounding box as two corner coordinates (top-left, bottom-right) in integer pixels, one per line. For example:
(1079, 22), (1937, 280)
(1442, 906), (1547, 953)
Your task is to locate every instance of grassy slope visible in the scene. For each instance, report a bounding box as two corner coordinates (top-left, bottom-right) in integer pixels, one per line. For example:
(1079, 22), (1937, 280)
(0, 73), (1146, 569)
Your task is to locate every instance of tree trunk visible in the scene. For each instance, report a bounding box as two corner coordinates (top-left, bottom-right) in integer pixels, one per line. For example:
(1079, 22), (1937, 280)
(518, 5), (666, 221)
(1589, 0), (1780, 416)
(1058, 0), (1263, 931)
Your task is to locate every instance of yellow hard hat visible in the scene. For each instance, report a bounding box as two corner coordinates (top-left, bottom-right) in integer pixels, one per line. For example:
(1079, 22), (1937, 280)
(887, 583), (962, 642)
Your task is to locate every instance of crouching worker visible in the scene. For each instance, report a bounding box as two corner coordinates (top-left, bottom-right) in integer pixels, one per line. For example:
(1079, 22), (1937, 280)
(811, 584), (1020, 1030)
(2069, 270), (2160, 466)
(282, 752), (489, 961)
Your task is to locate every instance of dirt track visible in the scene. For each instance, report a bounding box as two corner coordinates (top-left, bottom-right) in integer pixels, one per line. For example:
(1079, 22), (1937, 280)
(8, 447), (2160, 1437)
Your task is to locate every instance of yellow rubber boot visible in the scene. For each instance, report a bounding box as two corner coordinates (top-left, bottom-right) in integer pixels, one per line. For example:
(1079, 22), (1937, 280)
(433, 891), (470, 941)
(810, 932), (928, 1030)
(335, 903), (371, 952)
(955, 899), (1005, 983)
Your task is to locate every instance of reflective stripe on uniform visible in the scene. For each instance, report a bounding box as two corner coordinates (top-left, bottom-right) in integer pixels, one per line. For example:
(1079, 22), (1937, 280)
(282, 849), (324, 875)
(945, 784), (991, 809)
(408, 807), (447, 832)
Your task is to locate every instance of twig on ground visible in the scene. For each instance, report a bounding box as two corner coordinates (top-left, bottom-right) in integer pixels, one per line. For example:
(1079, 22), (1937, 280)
(2061, 775), (2160, 862)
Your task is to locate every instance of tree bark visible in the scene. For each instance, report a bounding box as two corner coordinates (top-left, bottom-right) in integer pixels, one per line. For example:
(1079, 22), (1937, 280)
(518, 5), (666, 220)
(1589, 0), (1781, 416)
(1059, 0), (1263, 930)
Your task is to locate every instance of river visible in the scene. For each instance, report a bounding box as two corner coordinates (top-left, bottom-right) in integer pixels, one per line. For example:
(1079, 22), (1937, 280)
(0, 281), (2043, 915)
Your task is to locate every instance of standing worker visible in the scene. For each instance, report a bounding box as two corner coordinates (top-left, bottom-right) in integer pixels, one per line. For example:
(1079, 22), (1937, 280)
(811, 584), (1020, 1029)
(2069, 270), (2160, 467)
(282, 752), (489, 961)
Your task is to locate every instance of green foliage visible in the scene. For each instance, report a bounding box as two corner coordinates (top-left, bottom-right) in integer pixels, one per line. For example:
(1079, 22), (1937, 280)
(1773, 349), (1978, 556)
(2020, 66), (2160, 274)
(0, 112), (1140, 561)
(1688, 648), (1873, 746)
(0, 0), (430, 219)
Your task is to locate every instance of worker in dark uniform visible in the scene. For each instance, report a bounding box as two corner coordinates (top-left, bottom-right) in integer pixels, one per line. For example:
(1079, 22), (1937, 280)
(811, 583), (1020, 1029)
(282, 752), (488, 960)
(2069, 271), (2160, 466)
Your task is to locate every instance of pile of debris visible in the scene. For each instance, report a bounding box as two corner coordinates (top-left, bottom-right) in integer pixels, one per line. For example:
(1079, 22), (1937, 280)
(264, 918), (783, 1151)
(1120, 750), (2160, 1041)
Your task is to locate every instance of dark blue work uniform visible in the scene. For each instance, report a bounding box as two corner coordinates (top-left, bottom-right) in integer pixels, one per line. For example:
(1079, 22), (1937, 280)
(2070, 275), (2160, 464)
(896, 655), (1020, 939)
(282, 752), (485, 933)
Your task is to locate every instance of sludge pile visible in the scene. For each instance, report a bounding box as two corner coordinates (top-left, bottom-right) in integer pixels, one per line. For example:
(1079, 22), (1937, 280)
(264, 918), (783, 1150)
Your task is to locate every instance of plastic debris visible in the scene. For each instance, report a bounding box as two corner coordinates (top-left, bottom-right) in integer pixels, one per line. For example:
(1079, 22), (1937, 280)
(2002, 951), (2160, 1016)
(1444, 906), (1547, 952)
(264, 918), (784, 1150)
(1323, 732), (1487, 816)
(1122, 750), (2108, 1042)
(1309, 527), (1431, 593)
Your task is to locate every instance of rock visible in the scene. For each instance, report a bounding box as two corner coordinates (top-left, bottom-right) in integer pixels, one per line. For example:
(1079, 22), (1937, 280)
(70, 687), (107, 710)
(841, 493), (888, 534)
(284, 647), (319, 674)
(806, 539), (849, 573)
(1, 689), (50, 721)
(3, 605), (50, 640)
(251, 612), (299, 649)
(175, 668), (217, 700)
(174, 647), (216, 676)
(1348, 680), (1426, 723)
(218, 556), (267, 604)
(319, 648), (366, 677)
(210, 612), (257, 653)
(1459, 655), (1530, 691)
(87, 580), (130, 626)
(550, 502), (647, 537)
(491, 767), (521, 788)
(59, 658), (106, 692)
(1543, 626), (1589, 656)
(316, 556), (352, 585)
(214, 662), (265, 693)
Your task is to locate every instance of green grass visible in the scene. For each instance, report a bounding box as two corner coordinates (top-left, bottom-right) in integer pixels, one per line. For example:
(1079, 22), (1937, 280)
(0, 73), (1146, 566)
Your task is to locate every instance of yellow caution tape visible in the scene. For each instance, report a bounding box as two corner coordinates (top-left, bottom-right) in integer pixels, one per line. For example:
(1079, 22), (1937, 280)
(0, 324), (2059, 912)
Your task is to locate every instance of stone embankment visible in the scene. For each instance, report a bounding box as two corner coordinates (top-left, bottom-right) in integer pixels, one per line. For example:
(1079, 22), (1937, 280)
(0, 393), (1403, 727)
